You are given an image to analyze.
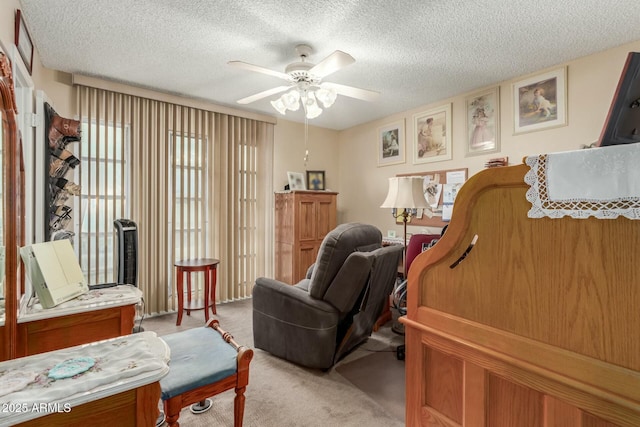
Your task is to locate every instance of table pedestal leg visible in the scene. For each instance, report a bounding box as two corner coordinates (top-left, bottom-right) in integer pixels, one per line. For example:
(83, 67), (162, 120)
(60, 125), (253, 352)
(210, 267), (217, 315)
(203, 268), (210, 323)
(186, 272), (192, 316)
(176, 268), (184, 326)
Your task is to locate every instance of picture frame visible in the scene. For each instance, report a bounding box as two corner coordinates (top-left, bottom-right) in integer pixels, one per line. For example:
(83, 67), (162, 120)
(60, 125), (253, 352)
(287, 171), (306, 190)
(306, 170), (325, 190)
(465, 87), (500, 156)
(14, 9), (34, 75)
(513, 67), (567, 134)
(598, 52), (640, 146)
(377, 120), (405, 166)
(413, 103), (452, 164)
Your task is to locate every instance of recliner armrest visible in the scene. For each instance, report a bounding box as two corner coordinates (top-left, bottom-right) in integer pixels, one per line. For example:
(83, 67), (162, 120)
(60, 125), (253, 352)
(253, 277), (339, 327)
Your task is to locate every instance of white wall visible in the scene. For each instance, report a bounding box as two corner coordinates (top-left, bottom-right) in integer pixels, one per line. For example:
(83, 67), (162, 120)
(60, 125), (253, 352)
(337, 39), (640, 236)
(273, 119), (340, 192)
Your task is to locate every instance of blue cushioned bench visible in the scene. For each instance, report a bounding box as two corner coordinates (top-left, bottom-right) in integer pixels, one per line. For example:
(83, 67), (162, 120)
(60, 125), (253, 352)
(159, 319), (253, 427)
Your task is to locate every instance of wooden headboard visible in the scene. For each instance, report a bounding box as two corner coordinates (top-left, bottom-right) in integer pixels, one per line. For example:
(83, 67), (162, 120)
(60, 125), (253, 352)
(402, 163), (640, 426)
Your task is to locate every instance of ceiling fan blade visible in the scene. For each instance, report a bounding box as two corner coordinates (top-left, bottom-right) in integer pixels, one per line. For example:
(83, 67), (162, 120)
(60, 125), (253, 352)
(228, 61), (291, 81)
(321, 82), (380, 102)
(237, 85), (291, 104)
(309, 50), (355, 78)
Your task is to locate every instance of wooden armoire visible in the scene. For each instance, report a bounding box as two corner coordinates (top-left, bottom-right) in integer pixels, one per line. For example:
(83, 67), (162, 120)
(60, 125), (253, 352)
(274, 190), (337, 284)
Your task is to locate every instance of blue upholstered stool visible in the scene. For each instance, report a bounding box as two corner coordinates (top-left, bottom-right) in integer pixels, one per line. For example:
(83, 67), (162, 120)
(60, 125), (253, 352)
(159, 319), (253, 427)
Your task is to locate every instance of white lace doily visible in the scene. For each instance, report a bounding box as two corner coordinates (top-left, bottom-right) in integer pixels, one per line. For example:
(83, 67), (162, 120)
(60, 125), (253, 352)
(524, 144), (640, 219)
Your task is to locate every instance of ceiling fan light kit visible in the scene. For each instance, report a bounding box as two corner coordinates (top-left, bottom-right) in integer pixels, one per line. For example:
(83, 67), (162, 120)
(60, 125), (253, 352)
(229, 44), (379, 120)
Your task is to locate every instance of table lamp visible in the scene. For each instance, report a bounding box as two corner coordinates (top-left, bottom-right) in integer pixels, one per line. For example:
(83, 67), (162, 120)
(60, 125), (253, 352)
(380, 176), (431, 278)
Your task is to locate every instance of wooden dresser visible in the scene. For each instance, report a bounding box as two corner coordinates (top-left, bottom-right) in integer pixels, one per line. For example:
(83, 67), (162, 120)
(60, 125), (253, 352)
(274, 190), (337, 284)
(401, 162), (640, 426)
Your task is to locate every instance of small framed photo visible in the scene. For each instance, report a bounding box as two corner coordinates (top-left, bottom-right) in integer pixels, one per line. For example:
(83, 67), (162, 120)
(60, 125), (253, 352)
(377, 120), (405, 167)
(14, 10), (34, 75)
(466, 87), (500, 156)
(306, 170), (325, 190)
(513, 67), (567, 134)
(413, 104), (452, 164)
(287, 171), (306, 190)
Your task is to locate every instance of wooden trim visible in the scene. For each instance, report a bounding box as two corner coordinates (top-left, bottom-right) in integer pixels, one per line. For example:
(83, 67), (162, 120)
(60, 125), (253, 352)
(403, 315), (640, 426)
(463, 361), (486, 427)
(411, 308), (640, 403)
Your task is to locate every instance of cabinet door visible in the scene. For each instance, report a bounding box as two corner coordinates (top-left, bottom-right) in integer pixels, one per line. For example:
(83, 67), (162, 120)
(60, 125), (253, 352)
(274, 193), (294, 244)
(297, 199), (317, 242)
(296, 243), (317, 281)
(315, 196), (336, 240)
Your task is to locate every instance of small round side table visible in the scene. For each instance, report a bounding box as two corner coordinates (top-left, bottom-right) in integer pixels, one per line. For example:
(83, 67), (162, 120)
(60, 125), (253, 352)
(175, 258), (220, 326)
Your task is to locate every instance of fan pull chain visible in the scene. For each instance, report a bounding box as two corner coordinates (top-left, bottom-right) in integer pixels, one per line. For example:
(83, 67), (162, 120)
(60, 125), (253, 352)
(303, 115), (309, 168)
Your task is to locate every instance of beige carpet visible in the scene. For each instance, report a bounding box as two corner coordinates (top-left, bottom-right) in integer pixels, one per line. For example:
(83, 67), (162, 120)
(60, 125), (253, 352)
(335, 349), (405, 421)
(142, 298), (406, 427)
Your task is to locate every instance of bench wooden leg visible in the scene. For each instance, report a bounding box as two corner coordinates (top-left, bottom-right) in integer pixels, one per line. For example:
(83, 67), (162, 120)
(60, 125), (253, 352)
(234, 385), (247, 427)
(164, 398), (182, 427)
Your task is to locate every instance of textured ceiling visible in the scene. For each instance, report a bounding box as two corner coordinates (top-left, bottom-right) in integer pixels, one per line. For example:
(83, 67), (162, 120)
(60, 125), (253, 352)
(17, 0), (640, 130)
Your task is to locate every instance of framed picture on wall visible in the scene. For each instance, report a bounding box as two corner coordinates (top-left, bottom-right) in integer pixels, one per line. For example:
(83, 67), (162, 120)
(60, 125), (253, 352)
(512, 67), (567, 134)
(14, 9), (34, 75)
(413, 104), (452, 164)
(377, 120), (405, 167)
(466, 87), (500, 156)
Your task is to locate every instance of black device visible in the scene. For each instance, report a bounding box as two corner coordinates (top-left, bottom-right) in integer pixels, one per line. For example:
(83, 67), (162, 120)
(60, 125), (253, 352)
(88, 282), (118, 290)
(599, 52), (640, 146)
(114, 218), (144, 333)
(114, 218), (138, 287)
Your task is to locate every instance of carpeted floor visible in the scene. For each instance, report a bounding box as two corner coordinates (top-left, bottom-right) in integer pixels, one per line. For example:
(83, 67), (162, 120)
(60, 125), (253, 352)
(335, 350), (405, 421)
(142, 298), (406, 427)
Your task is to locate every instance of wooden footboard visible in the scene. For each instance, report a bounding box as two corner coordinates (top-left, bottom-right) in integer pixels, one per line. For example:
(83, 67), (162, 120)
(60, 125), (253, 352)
(402, 164), (640, 426)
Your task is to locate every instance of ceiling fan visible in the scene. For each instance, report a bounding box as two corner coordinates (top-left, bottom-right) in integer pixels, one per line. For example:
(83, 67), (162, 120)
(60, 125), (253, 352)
(228, 44), (379, 118)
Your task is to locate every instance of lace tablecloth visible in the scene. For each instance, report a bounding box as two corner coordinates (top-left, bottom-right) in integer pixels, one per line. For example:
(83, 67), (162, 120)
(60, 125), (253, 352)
(524, 144), (640, 219)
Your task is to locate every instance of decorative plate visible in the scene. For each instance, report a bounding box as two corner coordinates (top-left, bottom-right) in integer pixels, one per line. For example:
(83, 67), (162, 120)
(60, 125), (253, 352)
(48, 357), (95, 380)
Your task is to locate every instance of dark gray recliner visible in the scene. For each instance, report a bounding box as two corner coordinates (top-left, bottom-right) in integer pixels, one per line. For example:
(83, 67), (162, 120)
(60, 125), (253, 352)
(252, 222), (403, 369)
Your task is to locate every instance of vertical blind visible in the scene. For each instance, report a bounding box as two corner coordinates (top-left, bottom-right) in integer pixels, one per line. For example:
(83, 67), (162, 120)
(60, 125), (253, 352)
(75, 86), (274, 314)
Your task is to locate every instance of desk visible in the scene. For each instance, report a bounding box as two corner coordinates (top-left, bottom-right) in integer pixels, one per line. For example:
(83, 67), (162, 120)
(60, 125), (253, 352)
(175, 259), (219, 326)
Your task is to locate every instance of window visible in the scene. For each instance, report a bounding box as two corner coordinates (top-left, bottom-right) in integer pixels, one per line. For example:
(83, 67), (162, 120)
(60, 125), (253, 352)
(75, 121), (129, 284)
(168, 131), (209, 294)
(76, 86), (273, 314)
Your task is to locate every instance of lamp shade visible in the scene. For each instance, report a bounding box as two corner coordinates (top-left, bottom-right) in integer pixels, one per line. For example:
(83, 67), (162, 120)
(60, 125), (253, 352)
(304, 92), (323, 119)
(270, 97), (287, 115)
(282, 90), (300, 111)
(380, 176), (430, 209)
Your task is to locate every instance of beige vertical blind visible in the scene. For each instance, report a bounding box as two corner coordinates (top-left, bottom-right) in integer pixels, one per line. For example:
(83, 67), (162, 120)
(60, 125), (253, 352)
(76, 86), (273, 315)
